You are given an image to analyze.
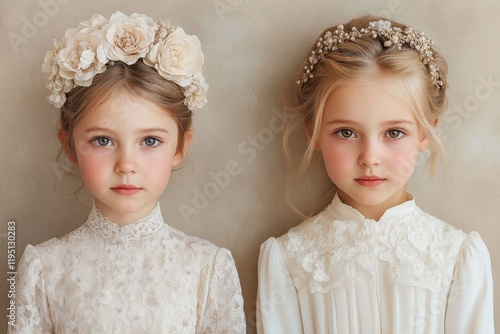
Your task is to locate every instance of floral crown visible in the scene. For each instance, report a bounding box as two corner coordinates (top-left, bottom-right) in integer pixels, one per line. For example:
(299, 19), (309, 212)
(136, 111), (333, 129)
(297, 20), (445, 89)
(42, 11), (208, 111)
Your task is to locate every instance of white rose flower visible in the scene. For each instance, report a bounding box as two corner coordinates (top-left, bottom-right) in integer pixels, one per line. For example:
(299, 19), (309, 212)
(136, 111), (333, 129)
(102, 11), (157, 65)
(372, 20), (391, 31)
(183, 72), (208, 111)
(57, 28), (107, 86)
(41, 39), (65, 80)
(46, 73), (74, 108)
(78, 14), (108, 30)
(48, 90), (66, 108)
(42, 12), (207, 112)
(149, 27), (204, 87)
(41, 51), (58, 80)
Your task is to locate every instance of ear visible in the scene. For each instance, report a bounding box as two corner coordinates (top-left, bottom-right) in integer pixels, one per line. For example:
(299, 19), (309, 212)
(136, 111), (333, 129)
(418, 136), (430, 152)
(173, 130), (193, 166)
(419, 118), (439, 151)
(305, 124), (320, 150)
(57, 129), (78, 165)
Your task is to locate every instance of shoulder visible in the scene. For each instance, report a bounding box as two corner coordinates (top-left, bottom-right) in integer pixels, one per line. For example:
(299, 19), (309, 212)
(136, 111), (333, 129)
(26, 225), (87, 258)
(163, 224), (232, 262)
(456, 231), (491, 267)
(380, 206), (483, 291)
(259, 237), (285, 266)
(406, 206), (468, 252)
(279, 208), (333, 246)
(258, 209), (335, 269)
(268, 209), (355, 293)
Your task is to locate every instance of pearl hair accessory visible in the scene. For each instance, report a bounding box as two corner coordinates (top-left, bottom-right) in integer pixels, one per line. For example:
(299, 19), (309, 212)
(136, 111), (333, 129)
(297, 20), (445, 89)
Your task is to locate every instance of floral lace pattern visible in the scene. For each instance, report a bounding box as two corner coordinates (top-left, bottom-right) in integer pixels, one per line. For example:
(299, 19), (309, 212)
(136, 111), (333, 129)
(282, 198), (467, 294)
(283, 217), (378, 293)
(379, 209), (466, 291)
(86, 202), (164, 241)
(10, 204), (246, 333)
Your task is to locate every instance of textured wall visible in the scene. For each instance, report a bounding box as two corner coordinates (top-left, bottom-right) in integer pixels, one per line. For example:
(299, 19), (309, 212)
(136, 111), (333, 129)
(1, 0), (499, 332)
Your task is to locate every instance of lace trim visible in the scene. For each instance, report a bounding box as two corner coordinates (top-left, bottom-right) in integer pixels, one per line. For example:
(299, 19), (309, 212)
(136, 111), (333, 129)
(282, 206), (466, 294)
(282, 214), (377, 293)
(86, 203), (164, 242)
(378, 209), (466, 291)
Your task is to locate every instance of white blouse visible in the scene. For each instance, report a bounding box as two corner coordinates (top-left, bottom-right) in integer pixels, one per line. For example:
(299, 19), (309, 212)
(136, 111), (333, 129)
(257, 194), (494, 334)
(10, 203), (246, 334)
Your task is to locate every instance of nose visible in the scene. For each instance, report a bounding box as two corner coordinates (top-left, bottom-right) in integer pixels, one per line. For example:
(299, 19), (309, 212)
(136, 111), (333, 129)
(114, 147), (138, 174)
(358, 139), (382, 167)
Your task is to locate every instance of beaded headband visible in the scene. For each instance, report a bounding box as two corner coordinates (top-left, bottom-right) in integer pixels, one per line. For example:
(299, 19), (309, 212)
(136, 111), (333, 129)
(42, 11), (208, 111)
(297, 20), (445, 89)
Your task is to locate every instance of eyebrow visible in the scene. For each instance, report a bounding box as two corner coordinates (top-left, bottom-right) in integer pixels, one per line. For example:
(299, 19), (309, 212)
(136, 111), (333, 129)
(138, 128), (170, 134)
(325, 119), (416, 126)
(83, 127), (169, 134)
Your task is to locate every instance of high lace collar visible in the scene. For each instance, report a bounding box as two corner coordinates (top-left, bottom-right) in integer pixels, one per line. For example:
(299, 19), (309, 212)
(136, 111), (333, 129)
(326, 192), (416, 222)
(85, 203), (164, 242)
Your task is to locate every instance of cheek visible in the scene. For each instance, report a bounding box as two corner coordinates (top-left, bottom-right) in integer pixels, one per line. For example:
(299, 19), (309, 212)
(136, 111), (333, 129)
(77, 155), (110, 187)
(143, 154), (176, 186)
(321, 146), (353, 176)
(389, 148), (420, 179)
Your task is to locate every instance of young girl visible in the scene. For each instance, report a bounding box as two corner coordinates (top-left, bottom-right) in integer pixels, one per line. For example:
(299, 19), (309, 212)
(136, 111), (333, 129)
(11, 11), (246, 333)
(257, 15), (494, 333)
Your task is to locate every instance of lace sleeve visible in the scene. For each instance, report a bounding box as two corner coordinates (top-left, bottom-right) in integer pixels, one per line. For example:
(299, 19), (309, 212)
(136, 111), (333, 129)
(197, 248), (246, 334)
(8, 245), (53, 334)
(444, 232), (495, 334)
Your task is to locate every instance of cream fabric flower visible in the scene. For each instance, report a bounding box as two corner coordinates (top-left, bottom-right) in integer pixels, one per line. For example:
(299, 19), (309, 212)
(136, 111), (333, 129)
(56, 27), (107, 86)
(103, 12), (157, 65)
(78, 14), (108, 30)
(147, 27), (204, 87)
(41, 47), (59, 80)
(42, 12), (208, 111)
(183, 72), (208, 111)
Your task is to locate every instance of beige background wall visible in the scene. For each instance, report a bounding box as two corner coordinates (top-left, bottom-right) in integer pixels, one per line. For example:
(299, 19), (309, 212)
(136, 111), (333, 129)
(1, 0), (499, 332)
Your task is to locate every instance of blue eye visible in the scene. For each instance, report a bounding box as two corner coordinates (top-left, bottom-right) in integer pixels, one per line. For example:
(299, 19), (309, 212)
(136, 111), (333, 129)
(142, 137), (161, 147)
(386, 129), (405, 139)
(91, 137), (112, 147)
(334, 129), (356, 139)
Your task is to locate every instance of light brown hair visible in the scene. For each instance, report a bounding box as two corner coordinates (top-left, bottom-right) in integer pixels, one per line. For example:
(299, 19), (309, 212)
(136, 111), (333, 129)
(59, 60), (192, 158)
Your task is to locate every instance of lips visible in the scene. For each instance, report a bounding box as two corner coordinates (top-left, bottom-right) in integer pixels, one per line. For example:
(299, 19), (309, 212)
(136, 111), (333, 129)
(111, 185), (142, 195)
(355, 175), (386, 187)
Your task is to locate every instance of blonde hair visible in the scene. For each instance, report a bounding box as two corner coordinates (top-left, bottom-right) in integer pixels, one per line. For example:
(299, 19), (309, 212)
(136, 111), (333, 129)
(283, 15), (449, 216)
(59, 60), (192, 157)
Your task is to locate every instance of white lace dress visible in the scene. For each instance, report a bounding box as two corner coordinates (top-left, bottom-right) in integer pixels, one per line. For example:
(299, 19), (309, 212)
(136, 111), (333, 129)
(257, 193), (494, 334)
(10, 204), (246, 334)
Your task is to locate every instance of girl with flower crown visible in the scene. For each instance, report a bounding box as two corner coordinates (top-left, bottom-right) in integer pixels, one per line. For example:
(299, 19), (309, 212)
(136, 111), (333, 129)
(10, 11), (246, 334)
(257, 15), (494, 334)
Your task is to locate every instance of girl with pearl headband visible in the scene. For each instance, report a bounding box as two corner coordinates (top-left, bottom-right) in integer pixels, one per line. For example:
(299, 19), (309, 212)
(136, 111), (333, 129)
(10, 11), (245, 333)
(257, 15), (494, 333)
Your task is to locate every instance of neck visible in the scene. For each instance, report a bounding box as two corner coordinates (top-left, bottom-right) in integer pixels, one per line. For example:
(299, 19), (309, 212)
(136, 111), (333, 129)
(337, 189), (408, 221)
(94, 201), (158, 226)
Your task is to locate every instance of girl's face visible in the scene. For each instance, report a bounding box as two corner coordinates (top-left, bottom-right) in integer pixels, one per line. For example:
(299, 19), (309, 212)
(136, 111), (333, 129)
(68, 89), (188, 225)
(315, 79), (428, 220)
